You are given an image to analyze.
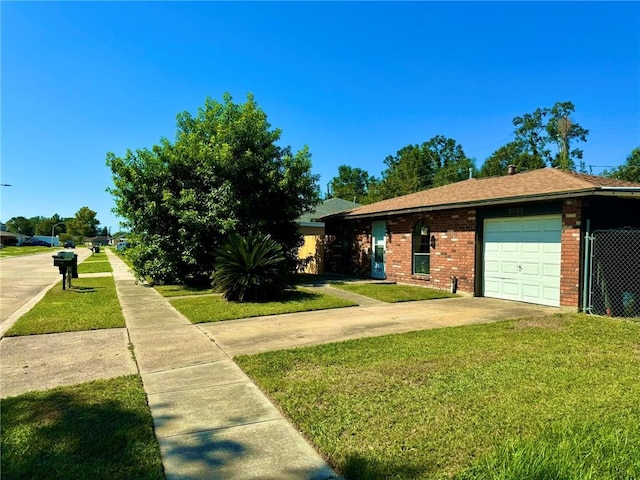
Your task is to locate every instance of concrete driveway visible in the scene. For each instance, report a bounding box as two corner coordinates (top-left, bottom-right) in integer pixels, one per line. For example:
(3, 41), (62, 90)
(0, 247), (93, 335)
(198, 296), (559, 357)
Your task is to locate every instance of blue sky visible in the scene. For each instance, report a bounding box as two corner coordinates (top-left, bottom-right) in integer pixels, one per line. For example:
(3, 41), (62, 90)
(2, 1), (639, 231)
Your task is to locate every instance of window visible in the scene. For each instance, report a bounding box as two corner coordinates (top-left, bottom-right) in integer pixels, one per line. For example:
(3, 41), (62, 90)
(413, 221), (430, 274)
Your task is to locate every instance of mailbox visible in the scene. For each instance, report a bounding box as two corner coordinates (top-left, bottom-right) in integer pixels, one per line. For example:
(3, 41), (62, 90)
(52, 252), (78, 289)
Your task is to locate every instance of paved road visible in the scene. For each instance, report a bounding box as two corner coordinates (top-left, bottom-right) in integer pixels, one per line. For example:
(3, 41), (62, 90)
(0, 248), (93, 330)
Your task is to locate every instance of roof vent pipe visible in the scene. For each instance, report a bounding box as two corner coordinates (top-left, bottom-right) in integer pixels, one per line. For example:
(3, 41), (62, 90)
(507, 164), (517, 175)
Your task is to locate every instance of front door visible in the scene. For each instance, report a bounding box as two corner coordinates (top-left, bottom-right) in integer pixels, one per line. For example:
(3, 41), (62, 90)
(371, 221), (386, 279)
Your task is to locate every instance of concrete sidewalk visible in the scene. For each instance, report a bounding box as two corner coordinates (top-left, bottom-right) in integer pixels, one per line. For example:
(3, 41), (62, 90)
(107, 249), (340, 480)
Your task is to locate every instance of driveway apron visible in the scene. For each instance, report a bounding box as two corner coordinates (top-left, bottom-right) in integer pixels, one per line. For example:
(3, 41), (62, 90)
(107, 250), (340, 480)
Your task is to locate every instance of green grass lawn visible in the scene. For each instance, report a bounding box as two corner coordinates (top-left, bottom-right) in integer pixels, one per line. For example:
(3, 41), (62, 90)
(1, 376), (164, 480)
(155, 284), (216, 297)
(77, 260), (113, 274)
(171, 288), (357, 323)
(332, 282), (458, 302)
(5, 276), (125, 336)
(0, 246), (52, 257)
(85, 250), (108, 260)
(237, 314), (640, 480)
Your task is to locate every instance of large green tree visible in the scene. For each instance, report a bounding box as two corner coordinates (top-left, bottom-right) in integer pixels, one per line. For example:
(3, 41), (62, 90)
(603, 147), (640, 183)
(512, 101), (589, 171)
(66, 206), (100, 238)
(107, 93), (320, 285)
(479, 141), (545, 177)
(379, 135), (474, 199)
(6, 216), (35, 236)
(328, 165), (380, 204)
(35, 214), (66, 236)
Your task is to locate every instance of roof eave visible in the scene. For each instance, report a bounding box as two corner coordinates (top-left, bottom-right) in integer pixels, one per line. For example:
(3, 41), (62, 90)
(593, 187), (640, 198)
(338, 189), (599, 220)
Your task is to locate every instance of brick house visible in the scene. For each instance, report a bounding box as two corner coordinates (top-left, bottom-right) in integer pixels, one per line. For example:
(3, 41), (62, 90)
(320, 168), (640, 310)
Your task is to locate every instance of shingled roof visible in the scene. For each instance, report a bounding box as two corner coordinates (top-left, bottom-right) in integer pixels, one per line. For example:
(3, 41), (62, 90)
(322, 168), (640, 219)
(297, 197), (362, 224)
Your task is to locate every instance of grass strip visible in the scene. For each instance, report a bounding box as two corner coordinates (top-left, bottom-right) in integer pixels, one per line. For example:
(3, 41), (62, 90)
(84, 251), (108, 260)
(5, 276), (125, 336)
(332, 282), (458, 302)
(77, 261), (113, 274)
(1, 375), (164, 480)
(0, 246), (52, 257)
(155, 284), (216, 297)
(237, 314), (640, 480)
(171, 288), (356, 323)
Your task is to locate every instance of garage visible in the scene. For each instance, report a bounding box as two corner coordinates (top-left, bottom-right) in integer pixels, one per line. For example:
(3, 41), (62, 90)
(483, 214), (562, 307)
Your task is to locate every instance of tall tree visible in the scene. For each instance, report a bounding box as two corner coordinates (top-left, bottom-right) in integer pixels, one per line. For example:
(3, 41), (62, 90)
(603, 147), (640, 183)
(545, 102), (590, 170)
(107, 93), (320, 285)
(426, 135), (475, 186)
(35, 214), (66, 236)
(512, 101), (589, 170)
(66, 206), (100, 238)
(379, 135), (473, 199)
(328, 165), (379, 204)
(479, 141), (546, 177)
(380, 144), (435, 198)
(6, 216), (35, 236)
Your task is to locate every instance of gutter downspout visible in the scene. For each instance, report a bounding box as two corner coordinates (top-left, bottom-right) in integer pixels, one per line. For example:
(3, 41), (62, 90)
(581, 218), (591, 313)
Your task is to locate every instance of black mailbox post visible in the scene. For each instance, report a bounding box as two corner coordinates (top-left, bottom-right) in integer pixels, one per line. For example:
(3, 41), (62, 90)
(52, 251), (78, 290)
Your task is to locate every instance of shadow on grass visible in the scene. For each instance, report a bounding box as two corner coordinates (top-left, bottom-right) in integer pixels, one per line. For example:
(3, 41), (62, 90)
(234, 289), (322, 305)
(1, 385), (164, 480)
(292, 273), (365, 286)
(68, 286), (99, 293)
(340, 453), (426, 480)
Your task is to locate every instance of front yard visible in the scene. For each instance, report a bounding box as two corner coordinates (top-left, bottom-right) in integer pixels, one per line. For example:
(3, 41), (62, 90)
(161, 278), (456, 323)
(237, 314), (640, 479)
(1, 376), (164, 480)
(169, 288), (357, 323)
(5, 276), (124, 336)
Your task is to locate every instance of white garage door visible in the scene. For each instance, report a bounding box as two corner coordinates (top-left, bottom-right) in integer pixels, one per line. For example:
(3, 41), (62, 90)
(483, 215), (561, 307)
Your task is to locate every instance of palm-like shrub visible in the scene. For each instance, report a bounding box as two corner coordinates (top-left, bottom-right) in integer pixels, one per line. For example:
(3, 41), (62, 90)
(212, 232), (287, 302)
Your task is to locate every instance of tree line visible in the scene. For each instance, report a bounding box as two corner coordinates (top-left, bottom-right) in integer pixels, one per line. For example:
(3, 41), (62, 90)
(4, 206), (104, 241)
(328, 101), (640, 204)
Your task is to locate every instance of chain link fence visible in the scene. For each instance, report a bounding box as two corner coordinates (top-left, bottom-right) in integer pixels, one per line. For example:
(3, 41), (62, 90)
(588, 229), (640, 318)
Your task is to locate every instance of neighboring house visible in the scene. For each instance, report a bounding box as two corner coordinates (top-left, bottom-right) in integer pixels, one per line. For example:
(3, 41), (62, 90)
(31, 236), (59, 247)
(297, 198), (361, 274)
(320, 168), (640, 310)
(0, 231), (20, 246)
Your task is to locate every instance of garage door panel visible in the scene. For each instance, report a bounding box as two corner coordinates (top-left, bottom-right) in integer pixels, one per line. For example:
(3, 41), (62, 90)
(484, 279), (501, 296)
(520, 262), (540, 276)
(502, 281), (520, 296)
(521, 284), (542, 300)
(542, 286), (560, 304)
(483, 215), (561, 307)
(501, 242), (520, 253)
(502, 220), (522, 233)
(521, 243), (542, 254)
(485, 259), (500, 274)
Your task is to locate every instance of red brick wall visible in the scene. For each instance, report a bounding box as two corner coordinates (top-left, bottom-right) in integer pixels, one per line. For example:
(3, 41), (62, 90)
(384, 209), (477, 294)
(560, 199), (582, 308)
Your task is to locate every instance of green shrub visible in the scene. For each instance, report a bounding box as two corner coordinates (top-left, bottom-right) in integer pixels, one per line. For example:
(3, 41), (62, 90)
(212, 232), (287, 302)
